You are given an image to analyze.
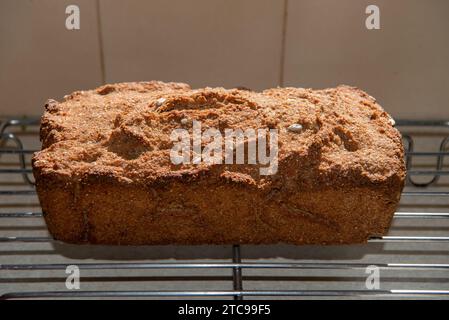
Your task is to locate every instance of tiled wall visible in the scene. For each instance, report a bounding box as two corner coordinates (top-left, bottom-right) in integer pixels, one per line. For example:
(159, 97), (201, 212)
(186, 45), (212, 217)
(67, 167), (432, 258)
(0, 0), (103, 116)
(1, 0), (449, 119)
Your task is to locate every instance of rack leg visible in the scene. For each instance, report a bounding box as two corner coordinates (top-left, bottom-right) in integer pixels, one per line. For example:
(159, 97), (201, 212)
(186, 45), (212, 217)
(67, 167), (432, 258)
(232, 245), (243, 300)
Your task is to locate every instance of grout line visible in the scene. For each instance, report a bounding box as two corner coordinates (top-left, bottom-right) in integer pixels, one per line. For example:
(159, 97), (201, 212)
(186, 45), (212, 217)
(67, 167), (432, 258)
(95, 0), (106, 84)
(279, 0), (289, 87)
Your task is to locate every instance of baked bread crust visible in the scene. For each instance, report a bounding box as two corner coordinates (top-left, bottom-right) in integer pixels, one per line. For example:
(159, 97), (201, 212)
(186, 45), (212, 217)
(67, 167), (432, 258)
(32, 81), (405, 244)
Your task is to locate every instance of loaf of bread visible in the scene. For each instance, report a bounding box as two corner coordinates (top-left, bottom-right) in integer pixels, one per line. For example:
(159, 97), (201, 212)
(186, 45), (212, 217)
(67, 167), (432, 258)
(32, 81), (405, 245)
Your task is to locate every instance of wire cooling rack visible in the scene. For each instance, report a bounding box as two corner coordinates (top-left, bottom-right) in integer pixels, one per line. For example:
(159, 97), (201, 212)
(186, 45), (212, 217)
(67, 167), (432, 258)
(0, 117), (448, 300)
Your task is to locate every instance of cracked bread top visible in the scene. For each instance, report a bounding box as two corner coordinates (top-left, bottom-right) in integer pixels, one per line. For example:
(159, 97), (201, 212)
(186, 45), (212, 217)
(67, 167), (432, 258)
(32, 81), (405, 191)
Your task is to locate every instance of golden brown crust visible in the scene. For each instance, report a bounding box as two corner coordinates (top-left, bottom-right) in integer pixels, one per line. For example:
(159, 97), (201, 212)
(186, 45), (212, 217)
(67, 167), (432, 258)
(32, 81), (405, 245)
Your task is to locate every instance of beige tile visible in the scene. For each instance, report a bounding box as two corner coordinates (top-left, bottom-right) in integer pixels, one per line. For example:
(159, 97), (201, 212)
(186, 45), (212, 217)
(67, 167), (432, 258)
(284, 0), (449, 120)
(0, 0), (103, 116)
(99, 0), (284, 91)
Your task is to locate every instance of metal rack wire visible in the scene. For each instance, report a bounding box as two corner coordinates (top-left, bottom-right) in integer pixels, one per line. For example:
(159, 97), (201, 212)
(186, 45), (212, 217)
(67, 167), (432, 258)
(0, 117), (448, 299)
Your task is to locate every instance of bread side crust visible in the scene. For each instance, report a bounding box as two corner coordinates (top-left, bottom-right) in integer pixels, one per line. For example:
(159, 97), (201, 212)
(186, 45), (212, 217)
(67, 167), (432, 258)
(33, 166), (401, 244)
